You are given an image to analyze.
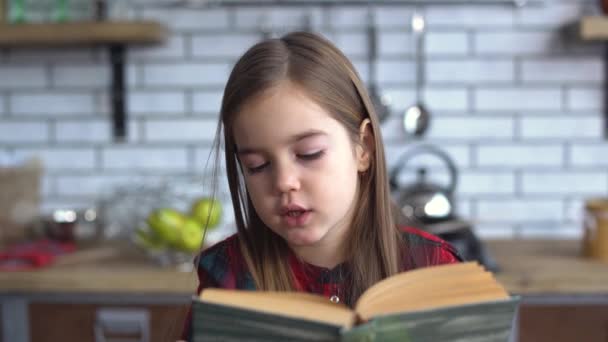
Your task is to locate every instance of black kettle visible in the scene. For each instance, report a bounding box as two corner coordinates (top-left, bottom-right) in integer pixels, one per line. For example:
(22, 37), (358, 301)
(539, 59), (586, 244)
(389, 144), (458, 224)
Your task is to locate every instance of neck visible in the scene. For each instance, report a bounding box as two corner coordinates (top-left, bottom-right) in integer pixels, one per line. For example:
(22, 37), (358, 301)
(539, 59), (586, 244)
(289, 222), (352, 269)
(292, 242), (344, 269)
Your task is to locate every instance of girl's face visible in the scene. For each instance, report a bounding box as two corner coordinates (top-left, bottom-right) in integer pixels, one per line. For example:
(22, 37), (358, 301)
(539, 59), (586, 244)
(233, 81), (370, 254)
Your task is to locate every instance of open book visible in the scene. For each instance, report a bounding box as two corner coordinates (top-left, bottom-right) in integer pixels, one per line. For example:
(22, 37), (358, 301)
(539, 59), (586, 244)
(192, 262), (519, 342)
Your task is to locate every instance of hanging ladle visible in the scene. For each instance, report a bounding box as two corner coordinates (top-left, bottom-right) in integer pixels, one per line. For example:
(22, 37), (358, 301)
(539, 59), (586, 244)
(366, 7), (390, 123)
(403, 11), (430, 137)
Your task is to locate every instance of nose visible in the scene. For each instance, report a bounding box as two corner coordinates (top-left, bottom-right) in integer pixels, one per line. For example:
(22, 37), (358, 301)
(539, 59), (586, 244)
(274, 160), (300, 194)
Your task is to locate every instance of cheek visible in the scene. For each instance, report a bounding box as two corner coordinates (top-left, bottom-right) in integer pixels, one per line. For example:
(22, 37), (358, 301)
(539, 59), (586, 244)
(313, 155), (359, 202)
(244, 177), (273, 215)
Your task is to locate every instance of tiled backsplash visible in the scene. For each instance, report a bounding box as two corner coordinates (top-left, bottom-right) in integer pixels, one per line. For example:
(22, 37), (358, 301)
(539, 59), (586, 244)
(1, 0), (606, 239)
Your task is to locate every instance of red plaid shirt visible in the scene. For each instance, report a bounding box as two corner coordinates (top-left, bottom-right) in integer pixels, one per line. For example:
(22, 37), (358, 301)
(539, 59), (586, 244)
(181, 226), (461, 340)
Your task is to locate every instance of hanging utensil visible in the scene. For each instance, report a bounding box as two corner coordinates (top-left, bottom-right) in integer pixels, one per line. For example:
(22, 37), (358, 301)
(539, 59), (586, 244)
(403, 11), (430, 137)
(302, 12), (313, 33)
(366, 7), (390, 123)
(258, 13), (272, 40)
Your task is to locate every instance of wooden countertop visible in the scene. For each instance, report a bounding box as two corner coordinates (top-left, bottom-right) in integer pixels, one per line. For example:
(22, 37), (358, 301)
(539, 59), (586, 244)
(487, 239), (608, 295)
(0, 239), (606, 296)
(0, 244), (198, 295)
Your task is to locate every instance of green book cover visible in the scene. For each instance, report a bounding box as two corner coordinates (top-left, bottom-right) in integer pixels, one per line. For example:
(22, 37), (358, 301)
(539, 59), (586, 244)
(191, 262), (519, 342)
(341, 297), (520, 342)
(192, 297), (519, 342)
(192, 300), (342, 342)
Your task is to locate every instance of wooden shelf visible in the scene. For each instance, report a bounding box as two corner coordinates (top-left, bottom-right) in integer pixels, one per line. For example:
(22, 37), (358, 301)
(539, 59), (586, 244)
(580, 16), (608, 41)
(0, 21), (168, 141)
(0, 21), (167, 47)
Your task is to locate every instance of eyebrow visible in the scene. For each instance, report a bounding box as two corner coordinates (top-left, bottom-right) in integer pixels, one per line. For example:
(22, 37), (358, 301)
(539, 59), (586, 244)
(236, 130), (327, 156)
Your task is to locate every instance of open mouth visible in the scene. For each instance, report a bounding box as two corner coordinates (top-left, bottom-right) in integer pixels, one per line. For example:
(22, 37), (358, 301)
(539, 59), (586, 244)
(282, 210), (312, 227)
(286, 210), (307, 217)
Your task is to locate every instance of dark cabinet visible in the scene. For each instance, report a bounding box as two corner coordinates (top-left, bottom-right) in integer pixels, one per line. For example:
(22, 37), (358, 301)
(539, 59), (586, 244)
(518, 304), (608, 342)
(29, 302), (188, 342)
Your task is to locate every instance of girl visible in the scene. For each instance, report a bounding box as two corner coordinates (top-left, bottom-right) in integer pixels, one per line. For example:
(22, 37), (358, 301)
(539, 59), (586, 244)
(181, 31), (461, 341)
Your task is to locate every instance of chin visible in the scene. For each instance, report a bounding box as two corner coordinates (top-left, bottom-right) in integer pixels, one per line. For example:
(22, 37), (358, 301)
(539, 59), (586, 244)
(283, 228), (326, 247)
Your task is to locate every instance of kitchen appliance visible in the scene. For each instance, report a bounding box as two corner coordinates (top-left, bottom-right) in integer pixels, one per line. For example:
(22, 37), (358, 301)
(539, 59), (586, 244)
(389, 144), (499, 271)
(389, 143), (457, 224)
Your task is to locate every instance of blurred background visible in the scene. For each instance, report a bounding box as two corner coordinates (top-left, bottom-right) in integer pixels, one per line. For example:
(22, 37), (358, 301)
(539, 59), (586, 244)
(1, 0), (608, 341)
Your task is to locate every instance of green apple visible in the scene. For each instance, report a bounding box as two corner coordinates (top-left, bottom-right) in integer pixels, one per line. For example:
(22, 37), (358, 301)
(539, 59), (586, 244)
(146, 208), (186, 245)
(134, 227), (166, 251)
(190, 197), (222, 229)
(174, 217), (205, 253)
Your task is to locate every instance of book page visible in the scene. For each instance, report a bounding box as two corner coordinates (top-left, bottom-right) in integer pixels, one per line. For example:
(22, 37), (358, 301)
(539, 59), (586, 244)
(354, 262), (510, 321)
(199, 289), (357, 328)
(355, 262), (484, 310)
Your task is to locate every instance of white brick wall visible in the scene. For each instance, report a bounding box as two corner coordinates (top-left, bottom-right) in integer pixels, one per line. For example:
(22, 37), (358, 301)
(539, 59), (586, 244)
(570, 144), (608, 167)
(51, 65), (109, 88)
(377, 61), (415, 84)
(333, 32), (367, 57)
(423, 88), (469, 112)
(459, 171), (516, 196)
(193, 91), (223, 114)
(426, 32), (469, 56)
(0, 0), (606, 240)
(234, 8), (323, 31)
(516, 3), (581, 29)
(477, 144), (564, 167)
(426, 6), (514, 28)
(428, 60), (514, 84)
(101, 147), (189, 171)
(474, 32), (559, 56)
(131, 36), (187, 60)
(14, 148), (96, 170)
(55, 174), (136, 197)
(521, 58), (602, 83)
(55, 120), (111, 143)
(0, 66), (48, 89)
(475, 87), (562, 111)
(141, 9), (230, 31)
(0, 96), (5, 115)
(128, 91), (187, 115)
(522, 172), (608, 195)
(142, 63), (231, 87)
(477, 199), (563, 222)
(521, 116), (603, 140)
(0, 121), (49, 143)
(192, 34), (261, 59)
(144, 119), (218, 142)
(379, 32), (413, 56)
(12, 93), (96, 116)
(567, 87), (602, 111)
(429, 117), (514, 140)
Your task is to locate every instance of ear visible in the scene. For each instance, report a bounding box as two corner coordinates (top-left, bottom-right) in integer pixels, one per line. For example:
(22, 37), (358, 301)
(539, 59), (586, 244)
(356, 118), (374, 172)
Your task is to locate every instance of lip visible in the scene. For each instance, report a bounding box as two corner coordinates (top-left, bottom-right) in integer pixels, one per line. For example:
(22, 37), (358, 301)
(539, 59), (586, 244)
(279, 204), (312, 227)
(279, 204), (308, 216)
(281, 210), (312, 228)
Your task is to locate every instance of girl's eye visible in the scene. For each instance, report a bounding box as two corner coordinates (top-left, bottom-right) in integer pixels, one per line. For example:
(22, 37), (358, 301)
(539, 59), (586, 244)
(247, 162), (269, 174)
(298, 150), (325, 161)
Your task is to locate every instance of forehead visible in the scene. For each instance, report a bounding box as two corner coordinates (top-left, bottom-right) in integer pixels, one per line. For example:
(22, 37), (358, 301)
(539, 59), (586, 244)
(232, 82), (345, 149)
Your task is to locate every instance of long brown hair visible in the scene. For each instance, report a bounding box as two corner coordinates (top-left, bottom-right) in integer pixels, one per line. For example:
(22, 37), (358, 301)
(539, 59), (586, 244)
(209, 31), (403, 305)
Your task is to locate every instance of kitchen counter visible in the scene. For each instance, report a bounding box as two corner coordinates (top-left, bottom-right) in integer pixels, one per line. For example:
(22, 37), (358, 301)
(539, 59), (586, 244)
(0, 239), (606, 295)
(2, 239), (608, 342)
(487, 239), (608, 294)
(0, 245), (198, 294)
(0, 240), (608, 295)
